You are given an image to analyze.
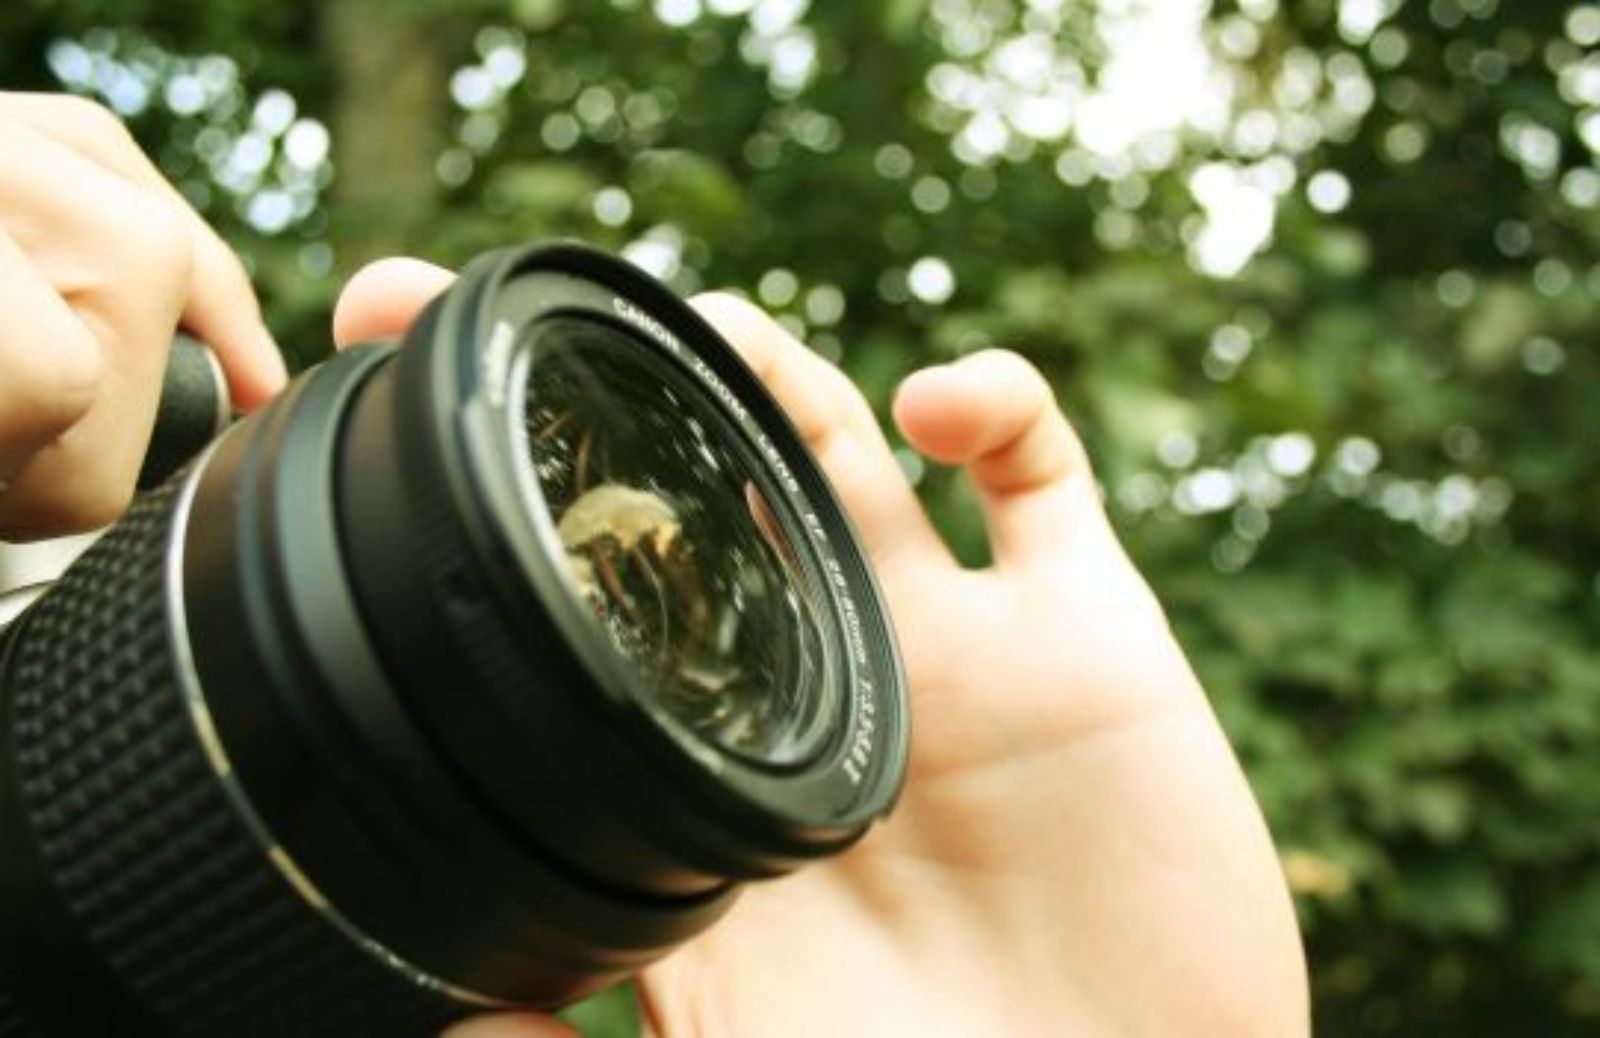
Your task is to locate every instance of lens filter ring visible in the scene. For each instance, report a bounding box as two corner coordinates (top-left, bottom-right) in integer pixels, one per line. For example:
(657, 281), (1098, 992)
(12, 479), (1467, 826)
(368, 242), (909, 881)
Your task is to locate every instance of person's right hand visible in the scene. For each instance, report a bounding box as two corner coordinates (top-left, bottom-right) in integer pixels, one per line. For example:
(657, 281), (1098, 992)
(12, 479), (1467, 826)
(0, 92), (286, 540)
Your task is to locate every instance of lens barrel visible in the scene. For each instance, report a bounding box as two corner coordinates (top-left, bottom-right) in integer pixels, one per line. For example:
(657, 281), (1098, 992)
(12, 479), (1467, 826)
(0, 243), (908, 1035)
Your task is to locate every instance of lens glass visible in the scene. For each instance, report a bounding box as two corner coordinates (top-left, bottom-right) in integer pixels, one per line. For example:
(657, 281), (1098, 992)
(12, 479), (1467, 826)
(516, 315), (836, 767)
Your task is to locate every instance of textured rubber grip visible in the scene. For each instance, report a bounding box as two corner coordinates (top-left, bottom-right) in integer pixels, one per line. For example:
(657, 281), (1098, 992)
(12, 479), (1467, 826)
(138, 335), (229, 490)
(0, 475), (464, 1036)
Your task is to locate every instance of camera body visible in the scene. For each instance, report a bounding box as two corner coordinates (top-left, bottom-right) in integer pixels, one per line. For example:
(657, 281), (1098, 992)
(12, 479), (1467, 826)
(0, 242), (908, 1036)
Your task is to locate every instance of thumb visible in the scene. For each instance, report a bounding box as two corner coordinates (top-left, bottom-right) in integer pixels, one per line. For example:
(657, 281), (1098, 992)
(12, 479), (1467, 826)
(332, 257), (457, 348)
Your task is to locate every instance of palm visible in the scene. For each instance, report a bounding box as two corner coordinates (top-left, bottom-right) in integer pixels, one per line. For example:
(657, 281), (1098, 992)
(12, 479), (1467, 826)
(638, 299), (1305, 1037)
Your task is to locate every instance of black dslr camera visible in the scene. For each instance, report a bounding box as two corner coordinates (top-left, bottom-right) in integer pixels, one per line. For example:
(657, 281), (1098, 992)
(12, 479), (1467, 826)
(0, 242), (908, 1036)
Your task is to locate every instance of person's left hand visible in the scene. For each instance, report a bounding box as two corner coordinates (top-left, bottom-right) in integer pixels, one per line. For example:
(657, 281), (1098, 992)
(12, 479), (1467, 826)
(332, 257), (1307, 1038)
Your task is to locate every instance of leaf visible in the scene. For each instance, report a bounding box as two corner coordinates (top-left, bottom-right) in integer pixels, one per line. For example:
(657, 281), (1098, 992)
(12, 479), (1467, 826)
(882, 0), (927, 41)
(1083, 372), (1199, 463)
(485, 161), (602, 234)
(1459, 281), (1539, 373)
(1387, 863), (1508, 938)
(629, 149), (748, 235)
(1405, 779), (1475, 843)
(1329, 574), (1417, 655)
(512, 0), (564, 30)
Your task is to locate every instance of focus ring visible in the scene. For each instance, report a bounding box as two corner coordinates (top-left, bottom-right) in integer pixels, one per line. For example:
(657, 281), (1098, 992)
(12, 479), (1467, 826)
(6, 476), (461, 1036)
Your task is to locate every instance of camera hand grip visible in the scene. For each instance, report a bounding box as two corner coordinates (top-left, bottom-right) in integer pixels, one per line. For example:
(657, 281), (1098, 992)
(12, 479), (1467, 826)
(137, 335), (232, 490)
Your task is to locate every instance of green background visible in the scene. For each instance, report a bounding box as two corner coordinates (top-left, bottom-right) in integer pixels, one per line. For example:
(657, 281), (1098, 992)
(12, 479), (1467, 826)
(3, 0), (1599, 1033)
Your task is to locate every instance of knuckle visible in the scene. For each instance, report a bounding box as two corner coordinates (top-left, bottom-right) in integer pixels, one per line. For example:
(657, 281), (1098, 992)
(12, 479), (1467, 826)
(824, 362), (874, 420)
(2, 327), (105, 435)
(692, 290), (763, 321)
(972, 348), (1061, 432)
(693, 291), (778, 343)
(115, 196), (196, 286)
(972, 347), (1049, 394)
(692, 290), (783, 370)
(693, 289), (872, 441)
(54, 94), (135, 144)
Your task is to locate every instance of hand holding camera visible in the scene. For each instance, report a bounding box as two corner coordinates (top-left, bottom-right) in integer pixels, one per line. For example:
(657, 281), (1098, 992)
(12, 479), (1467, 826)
(0, 92), (286, 540)
(0, 93), (1307, 1037)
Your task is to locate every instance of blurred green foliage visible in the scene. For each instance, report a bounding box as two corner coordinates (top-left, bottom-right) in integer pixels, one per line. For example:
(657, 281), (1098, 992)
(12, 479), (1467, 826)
(4, 0), (1600, 1033)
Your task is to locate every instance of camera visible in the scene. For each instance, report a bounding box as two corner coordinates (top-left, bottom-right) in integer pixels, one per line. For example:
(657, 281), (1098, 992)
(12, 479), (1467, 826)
(0, 242), (908, 1036)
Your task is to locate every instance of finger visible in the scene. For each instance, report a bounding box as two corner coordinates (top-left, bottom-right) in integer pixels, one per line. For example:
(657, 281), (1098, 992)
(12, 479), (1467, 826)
(0, 226), (105, 480)
(333, 257), (457, 347)
(0, 117), (194, 536)
(689, 292), (951, 577)
(178, 223), (287, 409)
(441, 1013), (580, 1038)
(0, 92), (287, 408)
(892, 349), (1096, 568)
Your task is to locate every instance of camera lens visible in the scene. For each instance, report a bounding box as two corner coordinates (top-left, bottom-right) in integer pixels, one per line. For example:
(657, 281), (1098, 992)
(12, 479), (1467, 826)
(0, 243), (908, 1037)
(518, 316), (838, 767)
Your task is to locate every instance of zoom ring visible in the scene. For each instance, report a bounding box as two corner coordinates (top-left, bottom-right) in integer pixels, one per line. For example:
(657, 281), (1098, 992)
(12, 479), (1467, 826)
(3, 475), (461, 1037)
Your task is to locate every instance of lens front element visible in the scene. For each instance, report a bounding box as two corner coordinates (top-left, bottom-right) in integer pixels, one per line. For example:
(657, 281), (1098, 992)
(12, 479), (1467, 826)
(517, 316), (838, 768)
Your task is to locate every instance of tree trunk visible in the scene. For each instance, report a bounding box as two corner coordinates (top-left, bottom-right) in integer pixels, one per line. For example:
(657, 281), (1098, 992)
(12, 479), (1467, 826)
(319, 0), (458, 272)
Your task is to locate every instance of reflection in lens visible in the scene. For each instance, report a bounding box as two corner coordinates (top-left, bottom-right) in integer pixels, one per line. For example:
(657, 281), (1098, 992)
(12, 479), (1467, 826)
(517, 317), (837, 767)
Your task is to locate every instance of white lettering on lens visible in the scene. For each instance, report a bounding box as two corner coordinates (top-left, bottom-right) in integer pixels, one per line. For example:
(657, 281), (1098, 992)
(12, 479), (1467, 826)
(839, 589), (866, 667)
(756, 434), (799, 494)
(613, 296), (683, 355)
(843, 681), (878, 787)
(611, 300), (804, 499)
(804, 513), (828, 542)
(827, 555), (875, 787)
(686, 355), (749, 423)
